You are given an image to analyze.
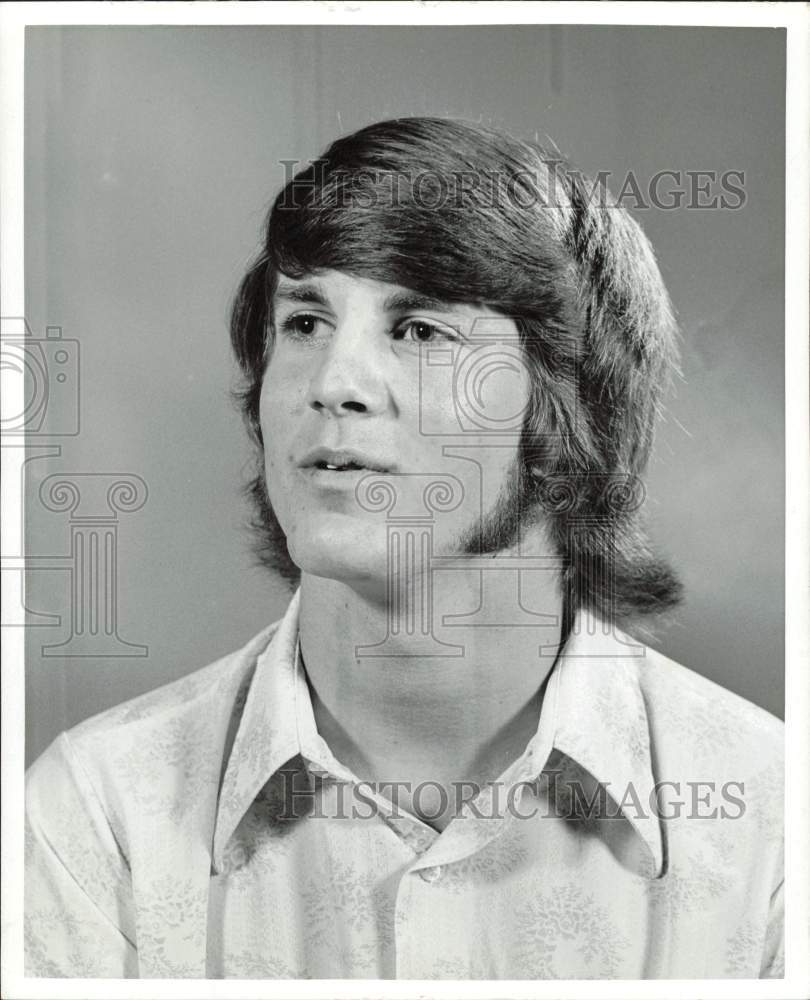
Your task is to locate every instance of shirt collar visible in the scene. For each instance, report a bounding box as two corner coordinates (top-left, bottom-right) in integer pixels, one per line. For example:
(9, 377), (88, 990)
(547, 613), (665, 878)
(213, 593), (663, 879)
(213, 591), (354, 871)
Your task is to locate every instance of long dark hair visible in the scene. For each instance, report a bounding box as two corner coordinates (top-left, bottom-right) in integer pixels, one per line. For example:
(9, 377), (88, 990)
(230, 117), (682, 624)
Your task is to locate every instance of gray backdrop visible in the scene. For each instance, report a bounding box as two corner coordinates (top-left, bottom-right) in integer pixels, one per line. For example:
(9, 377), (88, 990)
(23, 25), (785, 765)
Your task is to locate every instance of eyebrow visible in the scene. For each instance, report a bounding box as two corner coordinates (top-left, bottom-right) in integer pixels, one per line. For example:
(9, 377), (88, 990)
(273, 282), (329, 307)
(381, 290), (457, 314)
(272, 280), (458, 315)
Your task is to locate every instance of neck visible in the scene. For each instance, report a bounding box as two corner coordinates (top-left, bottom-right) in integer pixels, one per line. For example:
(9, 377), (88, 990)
(298, 547), (564, 816)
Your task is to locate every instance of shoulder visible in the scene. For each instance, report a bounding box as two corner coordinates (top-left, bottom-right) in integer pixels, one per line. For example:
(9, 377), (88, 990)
(66, 621), (280, 754)
(26, 620), (283, 838)
(624, 636), (783, 854)
(79, 621), (279, 738)
(632, 640), (783, 768)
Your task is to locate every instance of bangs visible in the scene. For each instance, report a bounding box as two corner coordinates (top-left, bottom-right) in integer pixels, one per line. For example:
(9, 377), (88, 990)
(266, 121), (577, 325)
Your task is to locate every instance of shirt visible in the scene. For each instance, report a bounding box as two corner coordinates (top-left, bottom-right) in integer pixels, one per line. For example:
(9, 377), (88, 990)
(24, 590), (784, 980)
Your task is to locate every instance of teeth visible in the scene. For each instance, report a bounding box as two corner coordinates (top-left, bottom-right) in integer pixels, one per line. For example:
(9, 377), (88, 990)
(318, 461), (362, 471)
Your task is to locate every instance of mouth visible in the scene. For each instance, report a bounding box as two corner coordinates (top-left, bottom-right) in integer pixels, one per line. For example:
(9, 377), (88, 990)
(314, 460), (369, 473)
(299, 448), (394, 475)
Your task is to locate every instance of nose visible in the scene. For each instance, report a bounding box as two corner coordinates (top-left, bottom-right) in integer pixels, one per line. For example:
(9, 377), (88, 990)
(307, 326), (388, 417)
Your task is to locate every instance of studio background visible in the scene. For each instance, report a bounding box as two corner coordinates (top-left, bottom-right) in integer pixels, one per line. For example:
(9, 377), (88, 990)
(23, 25), (785, 765)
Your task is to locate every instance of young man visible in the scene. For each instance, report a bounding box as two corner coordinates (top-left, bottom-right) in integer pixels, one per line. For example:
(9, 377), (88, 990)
(25, 118), (783, 980)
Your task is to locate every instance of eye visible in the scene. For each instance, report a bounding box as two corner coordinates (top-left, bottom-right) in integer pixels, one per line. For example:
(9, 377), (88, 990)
(279, 313), (326, 339)
(393, 320), (460, 344)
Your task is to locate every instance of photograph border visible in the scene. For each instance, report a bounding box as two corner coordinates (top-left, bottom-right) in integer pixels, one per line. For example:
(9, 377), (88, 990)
(2, 3), (807, 999)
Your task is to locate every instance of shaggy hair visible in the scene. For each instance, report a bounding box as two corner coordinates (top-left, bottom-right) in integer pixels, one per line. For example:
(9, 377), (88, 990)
(230, 117), (682, 627)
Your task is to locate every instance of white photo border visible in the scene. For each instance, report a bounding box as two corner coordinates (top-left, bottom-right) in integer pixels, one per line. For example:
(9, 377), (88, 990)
(1, 3), (807, 999)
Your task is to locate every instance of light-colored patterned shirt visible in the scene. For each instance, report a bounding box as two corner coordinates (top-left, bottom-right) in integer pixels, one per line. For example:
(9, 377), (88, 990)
(25, 591), (784, 979)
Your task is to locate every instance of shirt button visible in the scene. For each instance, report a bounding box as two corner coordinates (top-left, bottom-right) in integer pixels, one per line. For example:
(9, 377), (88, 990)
(419, 866), (443, 883)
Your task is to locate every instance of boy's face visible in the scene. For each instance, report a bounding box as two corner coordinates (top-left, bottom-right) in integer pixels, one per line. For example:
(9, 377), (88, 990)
(259, 269), (532, 587)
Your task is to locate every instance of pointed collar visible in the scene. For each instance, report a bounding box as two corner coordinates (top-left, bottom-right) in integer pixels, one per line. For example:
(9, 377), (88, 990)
(547, 612), (665, 878)
(213, 590), (364, 872)
(212, 595), (664, 879)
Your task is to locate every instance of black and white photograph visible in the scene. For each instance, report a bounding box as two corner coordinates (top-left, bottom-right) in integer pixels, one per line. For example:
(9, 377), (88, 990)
(2, 2), (808, 996)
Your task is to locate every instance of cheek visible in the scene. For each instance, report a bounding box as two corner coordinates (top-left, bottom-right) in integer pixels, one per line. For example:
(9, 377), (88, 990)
(257, 381), (297, 514)
(418, 345), (531, 437)
(258, 361), (303, 454)
(257, 387), (277, 467)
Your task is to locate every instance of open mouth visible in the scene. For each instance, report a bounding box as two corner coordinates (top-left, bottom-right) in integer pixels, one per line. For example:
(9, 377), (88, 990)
(314, 460), (368, 472)
(302, 448), (393, 475)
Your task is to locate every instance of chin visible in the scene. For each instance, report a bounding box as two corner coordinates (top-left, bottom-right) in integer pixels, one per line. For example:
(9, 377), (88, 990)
(285, 515), (390, 585)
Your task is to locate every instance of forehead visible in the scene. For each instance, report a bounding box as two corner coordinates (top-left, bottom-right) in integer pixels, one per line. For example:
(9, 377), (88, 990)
(272, 270), (501, 322)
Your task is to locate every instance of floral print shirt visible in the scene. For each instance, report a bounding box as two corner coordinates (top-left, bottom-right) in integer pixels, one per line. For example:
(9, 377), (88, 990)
(25, 591), (784, 979)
